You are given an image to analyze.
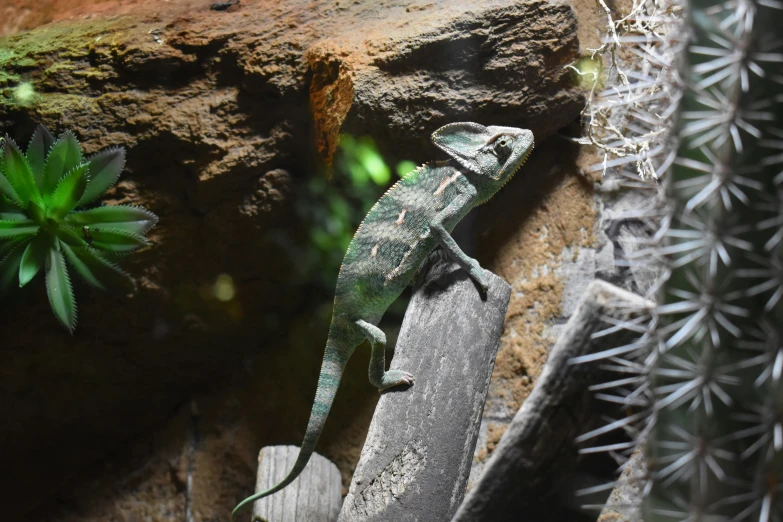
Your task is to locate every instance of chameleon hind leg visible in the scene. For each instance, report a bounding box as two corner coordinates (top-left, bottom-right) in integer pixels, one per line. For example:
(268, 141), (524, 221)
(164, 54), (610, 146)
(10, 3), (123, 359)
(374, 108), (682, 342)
(356, 319), (415, 391)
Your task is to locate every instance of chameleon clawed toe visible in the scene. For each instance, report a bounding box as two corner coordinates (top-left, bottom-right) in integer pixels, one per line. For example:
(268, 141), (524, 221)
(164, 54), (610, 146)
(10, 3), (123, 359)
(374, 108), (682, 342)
(379, 370), (416, 391)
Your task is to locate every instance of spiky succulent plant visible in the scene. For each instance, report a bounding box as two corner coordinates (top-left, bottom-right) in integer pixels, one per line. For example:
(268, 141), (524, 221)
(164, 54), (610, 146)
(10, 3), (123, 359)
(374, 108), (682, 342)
(0, 125), (157, 331)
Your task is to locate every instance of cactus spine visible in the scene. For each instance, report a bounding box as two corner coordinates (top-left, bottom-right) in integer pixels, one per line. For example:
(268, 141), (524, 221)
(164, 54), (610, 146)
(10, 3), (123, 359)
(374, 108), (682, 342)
(646, 0), (783, 518)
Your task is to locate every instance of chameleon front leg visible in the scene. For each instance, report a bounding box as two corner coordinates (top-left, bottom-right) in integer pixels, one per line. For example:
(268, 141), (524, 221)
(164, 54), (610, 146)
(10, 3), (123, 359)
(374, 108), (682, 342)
(356, 319), (415, 391)
(429, 181), (490, 292)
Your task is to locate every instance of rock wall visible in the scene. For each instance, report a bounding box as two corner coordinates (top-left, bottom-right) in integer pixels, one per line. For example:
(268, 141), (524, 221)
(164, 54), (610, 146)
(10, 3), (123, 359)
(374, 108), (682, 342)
(0, 0), (587, 520)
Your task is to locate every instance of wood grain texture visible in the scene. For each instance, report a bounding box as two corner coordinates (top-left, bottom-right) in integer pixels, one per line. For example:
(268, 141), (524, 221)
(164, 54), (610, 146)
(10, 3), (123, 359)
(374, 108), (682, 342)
(251, 446), (342, 522)
(338, 255), (511, 522)
(451, 280), (652, 522)
(598, 447), (647, 522)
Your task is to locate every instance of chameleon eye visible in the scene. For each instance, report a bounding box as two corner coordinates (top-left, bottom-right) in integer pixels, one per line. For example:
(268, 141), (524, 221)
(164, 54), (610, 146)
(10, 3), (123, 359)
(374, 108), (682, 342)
(495, 136), (512, 151)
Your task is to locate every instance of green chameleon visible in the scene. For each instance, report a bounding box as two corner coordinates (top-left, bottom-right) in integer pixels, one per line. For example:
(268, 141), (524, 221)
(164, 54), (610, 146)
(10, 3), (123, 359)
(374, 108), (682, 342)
(233, 122), (534, 518)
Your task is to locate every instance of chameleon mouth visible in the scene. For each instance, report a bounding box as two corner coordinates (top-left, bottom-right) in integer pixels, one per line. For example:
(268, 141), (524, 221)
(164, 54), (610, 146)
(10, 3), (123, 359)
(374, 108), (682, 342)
(499, 143), (533, 182)
(474, 141), (535, 205)
(477, 143), (534, 205)
(516, 144), (533, 170)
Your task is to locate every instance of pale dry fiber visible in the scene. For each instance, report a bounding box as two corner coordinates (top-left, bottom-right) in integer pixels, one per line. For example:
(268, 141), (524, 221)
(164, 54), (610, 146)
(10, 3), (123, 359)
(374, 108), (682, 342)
(573, 0), (684, 180)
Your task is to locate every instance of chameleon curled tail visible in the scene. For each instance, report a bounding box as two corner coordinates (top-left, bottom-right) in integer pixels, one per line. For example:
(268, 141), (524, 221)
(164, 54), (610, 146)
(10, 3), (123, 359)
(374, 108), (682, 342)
(231, 337), (349, 520)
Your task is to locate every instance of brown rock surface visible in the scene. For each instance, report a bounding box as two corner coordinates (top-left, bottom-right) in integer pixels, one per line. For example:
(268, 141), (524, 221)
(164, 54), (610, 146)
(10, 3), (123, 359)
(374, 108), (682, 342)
(0, 0), (582, 520)
(1, 0), (113, 37)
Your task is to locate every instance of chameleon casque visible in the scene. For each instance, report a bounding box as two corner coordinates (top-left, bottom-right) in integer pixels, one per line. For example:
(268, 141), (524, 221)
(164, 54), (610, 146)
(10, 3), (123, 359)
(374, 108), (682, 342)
(233, 122), (534, 518)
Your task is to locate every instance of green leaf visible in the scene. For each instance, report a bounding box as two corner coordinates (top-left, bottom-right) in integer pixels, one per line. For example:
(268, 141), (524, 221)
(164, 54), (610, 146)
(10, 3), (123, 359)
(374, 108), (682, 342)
(88, 227), (151, 252)
(2, 136), (43, 207)
(0, 238), (21, 259)
(358, 143), (390, 185)
(27, 125), (55, 188)
(42, 131), (82, 199)
(26, 201), (45, 223)
(61, 242), (135, 292)
(0, 173), (22, 206)
(396, 160), (417, 178)
(0, 217), (39, 238)
(0, 206), (28, 221)
(46, 244), (76, 332)
(78, 147), (125, 206)
(0, 195), (22, 214)
(47, 163), (89, 221)
(54, 224), (89, 247)
(0, 239), (26, 296)
(19, 233), (50, 287)
(65, 205), (158, 235)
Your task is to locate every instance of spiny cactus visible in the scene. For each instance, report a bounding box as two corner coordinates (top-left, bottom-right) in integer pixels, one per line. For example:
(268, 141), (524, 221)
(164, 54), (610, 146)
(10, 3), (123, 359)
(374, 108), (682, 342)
(646, 0), (783, 517)
(576, 0), (783, 519)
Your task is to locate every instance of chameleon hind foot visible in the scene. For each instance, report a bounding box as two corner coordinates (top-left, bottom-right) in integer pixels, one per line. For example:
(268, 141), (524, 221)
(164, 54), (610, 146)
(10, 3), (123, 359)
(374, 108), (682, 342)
(377, 369), (415, 391)
(468, 264), (491, 294)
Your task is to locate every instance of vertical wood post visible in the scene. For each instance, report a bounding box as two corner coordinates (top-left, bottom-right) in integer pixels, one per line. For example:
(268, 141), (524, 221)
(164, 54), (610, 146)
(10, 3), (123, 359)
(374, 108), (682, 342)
(451, 280), (652, 522)
(250, 445), (342, 522)
(338, 257), (512, 522)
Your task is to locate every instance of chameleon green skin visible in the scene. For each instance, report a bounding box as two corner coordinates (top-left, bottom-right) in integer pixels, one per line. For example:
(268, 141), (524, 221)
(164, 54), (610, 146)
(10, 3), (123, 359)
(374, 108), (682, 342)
(233, 122), (534, 519)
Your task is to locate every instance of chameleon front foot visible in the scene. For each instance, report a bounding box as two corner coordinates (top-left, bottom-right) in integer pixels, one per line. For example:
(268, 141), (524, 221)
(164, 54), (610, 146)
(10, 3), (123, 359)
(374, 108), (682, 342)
(377, 370), (415, 391)
(468, 264), (491, 294)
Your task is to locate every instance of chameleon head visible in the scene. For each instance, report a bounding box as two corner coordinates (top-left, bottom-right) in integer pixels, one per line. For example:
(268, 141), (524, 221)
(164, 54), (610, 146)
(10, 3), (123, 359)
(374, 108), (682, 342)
(431, 122), (534, 182)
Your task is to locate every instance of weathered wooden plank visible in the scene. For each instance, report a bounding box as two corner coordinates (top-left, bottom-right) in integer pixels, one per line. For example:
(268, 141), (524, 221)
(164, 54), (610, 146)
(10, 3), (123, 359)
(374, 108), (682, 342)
(338, 256), (512, 522)
(451, 280), (652, 522)
(251, 445), (342, 522)
(598, 447), (647, 522)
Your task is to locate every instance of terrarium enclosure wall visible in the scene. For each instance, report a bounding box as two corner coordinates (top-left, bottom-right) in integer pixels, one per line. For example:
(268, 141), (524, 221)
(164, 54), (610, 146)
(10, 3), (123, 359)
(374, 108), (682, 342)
(3, 0), (778, 521)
